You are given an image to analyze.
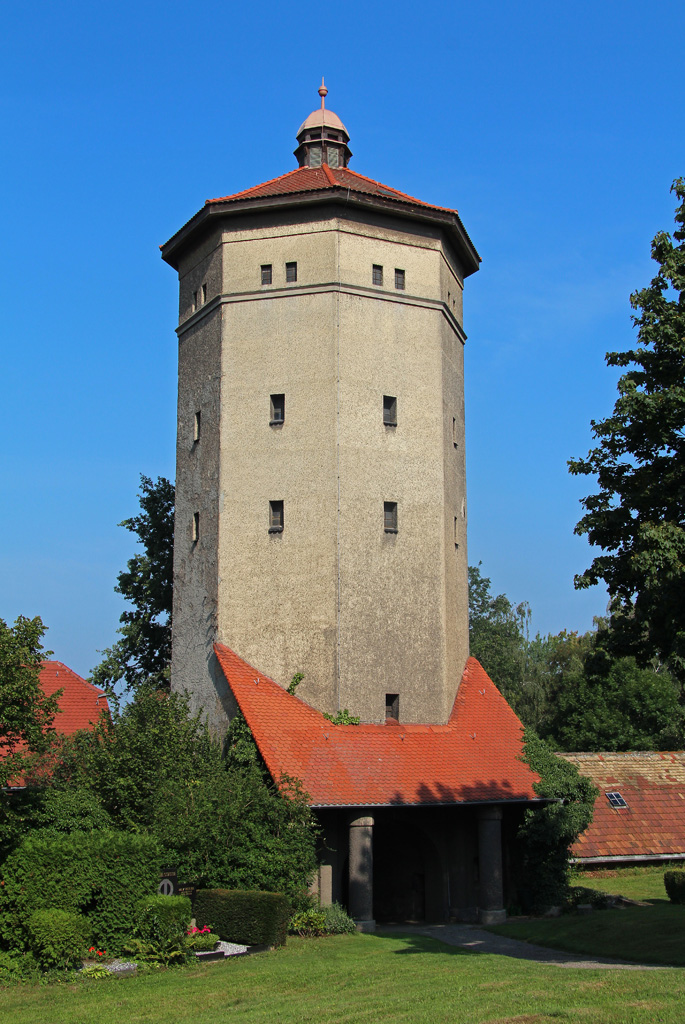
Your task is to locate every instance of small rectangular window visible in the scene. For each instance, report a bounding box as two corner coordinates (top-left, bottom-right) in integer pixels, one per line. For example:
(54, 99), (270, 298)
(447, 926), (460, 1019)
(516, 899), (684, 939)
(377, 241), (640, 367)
(385, 693), (400, 721)
(192, 512), (200, 543)
(192, 290), (198, 312)
(384, 501), (398, 533)
(202, 283), (207, 304)
(261, 264), (272, 285)
(269, 500), (284, 533)
(194, 410), (201, 442)
(270, 394), (285, 424)
(394, 269), (405, 290)
(372, 264), (383, 286)
(285, 262), (297, 283)
(383, 395), (397, 426)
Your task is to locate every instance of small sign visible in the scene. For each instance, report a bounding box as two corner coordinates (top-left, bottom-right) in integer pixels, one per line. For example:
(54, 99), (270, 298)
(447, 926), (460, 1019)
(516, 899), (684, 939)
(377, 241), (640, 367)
(158, 869), (178, 896)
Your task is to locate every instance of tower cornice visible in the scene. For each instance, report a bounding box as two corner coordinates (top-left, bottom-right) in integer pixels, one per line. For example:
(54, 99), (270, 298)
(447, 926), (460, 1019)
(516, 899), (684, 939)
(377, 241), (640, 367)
(161, 182), (480, 278)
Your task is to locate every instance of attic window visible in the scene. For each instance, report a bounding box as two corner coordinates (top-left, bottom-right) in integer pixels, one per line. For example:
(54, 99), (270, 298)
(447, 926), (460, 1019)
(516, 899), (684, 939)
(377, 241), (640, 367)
(286, 262), (297, 283)
(394, 269), (405, 290)
(372, 265), (383, 287)
(606, 791), (628, 809)
(385, 693), (399, 721)
(261, 265), (272, 286)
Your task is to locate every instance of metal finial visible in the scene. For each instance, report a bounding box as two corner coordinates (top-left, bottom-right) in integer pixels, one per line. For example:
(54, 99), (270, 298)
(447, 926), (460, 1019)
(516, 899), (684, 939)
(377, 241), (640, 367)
(319, 76), (328, 109)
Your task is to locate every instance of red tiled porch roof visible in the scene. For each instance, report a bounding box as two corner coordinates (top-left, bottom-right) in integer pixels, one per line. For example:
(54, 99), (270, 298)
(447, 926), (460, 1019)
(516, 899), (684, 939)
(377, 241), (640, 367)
(559, 752), (685, 862)
(214, 644), (539, 808)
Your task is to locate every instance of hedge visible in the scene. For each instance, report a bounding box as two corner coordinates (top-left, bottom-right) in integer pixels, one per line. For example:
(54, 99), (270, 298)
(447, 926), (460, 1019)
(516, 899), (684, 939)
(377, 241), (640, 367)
(194, 889), (291, 947)
(0, 830), (161, 951)
(133, 894), (192, 948)
(664, 869), (685, 904)
(26, 909), (90, 971)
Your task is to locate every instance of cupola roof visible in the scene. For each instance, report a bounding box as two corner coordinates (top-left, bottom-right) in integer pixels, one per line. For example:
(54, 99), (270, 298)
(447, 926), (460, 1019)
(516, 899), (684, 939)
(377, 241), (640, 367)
(294, 79), (351, 169)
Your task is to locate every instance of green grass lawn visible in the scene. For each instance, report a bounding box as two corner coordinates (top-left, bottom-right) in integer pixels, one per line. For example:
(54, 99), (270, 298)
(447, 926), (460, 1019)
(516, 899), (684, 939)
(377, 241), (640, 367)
(1, 933), (685, 1024)
(571, 864), (675, 902)
(492, 903), (685, 967)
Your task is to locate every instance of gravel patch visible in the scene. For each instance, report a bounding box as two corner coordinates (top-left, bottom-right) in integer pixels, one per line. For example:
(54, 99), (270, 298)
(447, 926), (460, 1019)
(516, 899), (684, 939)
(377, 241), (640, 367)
(215, 941), (249, 957)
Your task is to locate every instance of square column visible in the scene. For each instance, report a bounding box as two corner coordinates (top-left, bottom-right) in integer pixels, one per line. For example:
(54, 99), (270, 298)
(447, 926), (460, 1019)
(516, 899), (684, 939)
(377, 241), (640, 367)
(348, 814), (375, 932)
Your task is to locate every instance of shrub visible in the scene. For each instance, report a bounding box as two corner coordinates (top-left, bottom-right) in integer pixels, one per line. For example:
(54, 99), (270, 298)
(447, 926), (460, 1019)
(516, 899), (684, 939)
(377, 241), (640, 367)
(516, 730), (598, 912)
(0, 830), (161, 952)
(194, 889), (291, 947)
(322, 902), (356, 934)
(186, 927), (217, 952)
(132, 894), (191, 948)
(289, 909), (327, 936)
(664, 869), (685, 904)
(25, 909), (89, 971)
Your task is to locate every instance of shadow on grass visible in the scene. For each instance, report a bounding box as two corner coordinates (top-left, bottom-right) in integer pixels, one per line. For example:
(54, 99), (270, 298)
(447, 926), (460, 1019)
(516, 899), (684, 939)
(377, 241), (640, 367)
(373, 931), (475, 957)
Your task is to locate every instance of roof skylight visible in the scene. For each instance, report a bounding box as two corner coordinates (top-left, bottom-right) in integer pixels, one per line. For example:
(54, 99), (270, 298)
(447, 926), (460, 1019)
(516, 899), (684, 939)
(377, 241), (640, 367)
(606, 791), (628, 809)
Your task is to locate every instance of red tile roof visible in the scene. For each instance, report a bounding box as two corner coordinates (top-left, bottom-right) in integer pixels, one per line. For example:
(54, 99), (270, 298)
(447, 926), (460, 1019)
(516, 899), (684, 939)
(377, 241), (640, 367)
(206, 165), (457, 216)
(215, 644), (539, 808)
(559, 752), (685, 861)
(38, 661), (109, 735)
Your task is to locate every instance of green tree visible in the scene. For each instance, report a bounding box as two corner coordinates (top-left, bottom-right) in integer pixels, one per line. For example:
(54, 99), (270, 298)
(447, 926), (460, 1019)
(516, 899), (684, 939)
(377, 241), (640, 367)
(468, 563), (530, 707)
(48, 693), (318, 902)
(0, 616), (58, 791)
(569, 179), (685, 689)
(91, 475), (174, 695)
(544, 641), (683, 751)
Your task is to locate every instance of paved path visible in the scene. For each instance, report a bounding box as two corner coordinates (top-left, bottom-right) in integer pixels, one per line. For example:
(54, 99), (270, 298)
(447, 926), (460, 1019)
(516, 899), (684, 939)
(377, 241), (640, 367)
(379, 923), (673, 970)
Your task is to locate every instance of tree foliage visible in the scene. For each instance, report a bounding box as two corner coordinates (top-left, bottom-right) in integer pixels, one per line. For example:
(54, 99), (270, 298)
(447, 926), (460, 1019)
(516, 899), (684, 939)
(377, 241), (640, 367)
(91, 475), (174, 695)
(468, 564), (684, 749)
(0, 616), (57, 790)
(569, 179), (685, 687)
(517, 730), (598, 911)
(42, 693), (318, 903)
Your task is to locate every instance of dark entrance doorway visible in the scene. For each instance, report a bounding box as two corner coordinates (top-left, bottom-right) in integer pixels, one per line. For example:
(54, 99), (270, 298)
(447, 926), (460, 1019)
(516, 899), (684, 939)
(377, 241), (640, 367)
(373, 821), (441, 923)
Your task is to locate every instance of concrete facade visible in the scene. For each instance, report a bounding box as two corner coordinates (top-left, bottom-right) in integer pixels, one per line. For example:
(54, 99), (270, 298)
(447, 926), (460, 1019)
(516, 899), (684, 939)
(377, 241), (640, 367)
(167, 199), (473, 731)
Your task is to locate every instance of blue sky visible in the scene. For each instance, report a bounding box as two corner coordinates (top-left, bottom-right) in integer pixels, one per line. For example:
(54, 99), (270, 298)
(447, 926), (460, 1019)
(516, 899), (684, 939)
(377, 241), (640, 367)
(1, 0), (683, 677)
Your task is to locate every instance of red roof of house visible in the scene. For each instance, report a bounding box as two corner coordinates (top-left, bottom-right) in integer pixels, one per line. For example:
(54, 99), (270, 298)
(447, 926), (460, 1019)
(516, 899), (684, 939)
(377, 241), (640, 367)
(559, 752), (685, 861)
(38, 661), (109, 735)
(214, 643), (539, 808)
(206, 164), (457, 215)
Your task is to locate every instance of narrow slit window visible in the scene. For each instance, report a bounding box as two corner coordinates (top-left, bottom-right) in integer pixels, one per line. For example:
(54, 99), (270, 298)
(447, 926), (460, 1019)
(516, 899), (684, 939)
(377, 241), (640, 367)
(193, 410), (201, 442)
(606, 791), (628, 809)
(383, 395), (397, 426)
(452, 417), (458, 447)
(269, 500), (284, 533)
(270, 393), (285, 424)
(454, 516), (459, 546)
(394, 268), (405, 290)
(384, 501), (398, 533)
(261, 264), (272, 285)
(372, 264), (383, 286)
(385, 693), (400, 721)
(192, 512), (200, 543)
(192, 290), (198, 312)
(201, 283), (207, 304)
(285, 262), (297, 283)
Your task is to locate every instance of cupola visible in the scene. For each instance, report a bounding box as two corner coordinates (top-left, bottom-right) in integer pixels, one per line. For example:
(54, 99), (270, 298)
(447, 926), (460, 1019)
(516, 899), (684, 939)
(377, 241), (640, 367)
(294, 79), (352, 169)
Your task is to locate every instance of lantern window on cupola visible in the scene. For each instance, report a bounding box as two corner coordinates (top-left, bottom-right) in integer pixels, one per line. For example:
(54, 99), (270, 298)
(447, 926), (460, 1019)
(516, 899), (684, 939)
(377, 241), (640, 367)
(294, 79), (352, 169)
